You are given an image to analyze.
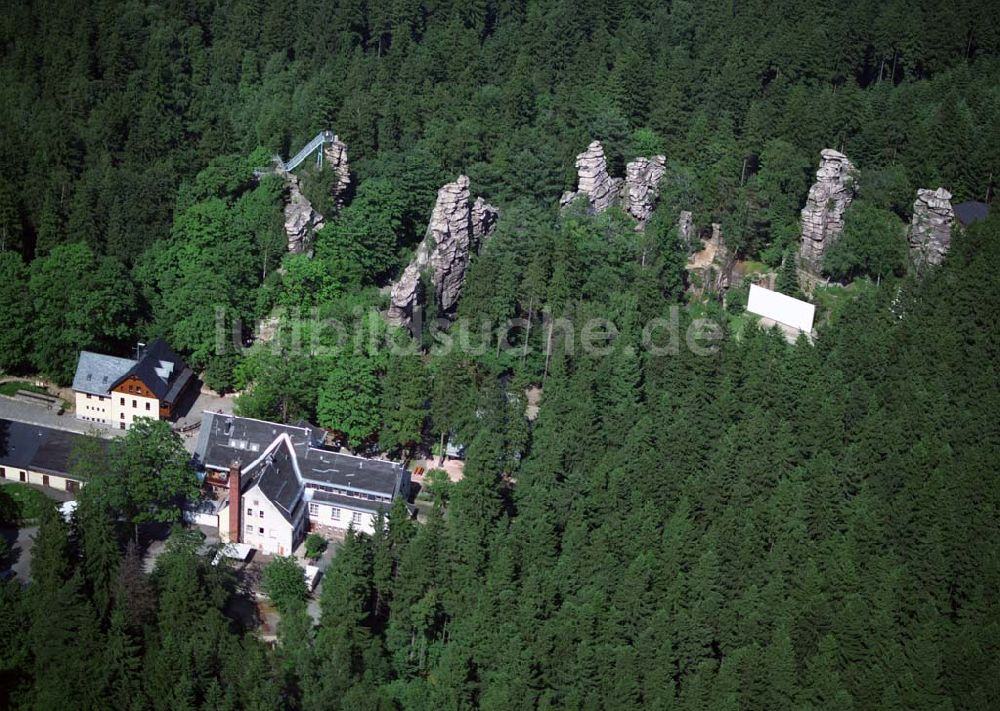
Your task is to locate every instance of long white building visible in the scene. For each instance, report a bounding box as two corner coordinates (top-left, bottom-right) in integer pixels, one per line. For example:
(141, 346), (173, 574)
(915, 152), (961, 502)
(193, 413), (411, 555)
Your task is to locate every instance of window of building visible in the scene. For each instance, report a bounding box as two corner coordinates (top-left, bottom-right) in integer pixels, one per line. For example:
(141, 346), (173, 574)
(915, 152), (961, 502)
(120, 413), (125, 420)
(0, 467), (5, 478)
(246, 508), (253, 517)
(146, 402), (151, 411)
(352, 512), (363, 525)
(259, 527), (264, 534)
(331, 508), (341, 520)
(86, 393), (91, 399)
(259, 510), (264, 518)
(309, 503), (319, 516)
(19, 471), (26, 482)
(246, 524), (253, 534)
(253, 500), (259, 506)
(132, 400), (137, 408)
(120, 397), (125, 405)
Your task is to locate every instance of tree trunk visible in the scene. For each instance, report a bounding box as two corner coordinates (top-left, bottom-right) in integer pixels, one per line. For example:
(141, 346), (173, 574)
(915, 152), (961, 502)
(542, 319), (554, 384)
(438, 431), (446, 466)
(522, 299), (533, 364)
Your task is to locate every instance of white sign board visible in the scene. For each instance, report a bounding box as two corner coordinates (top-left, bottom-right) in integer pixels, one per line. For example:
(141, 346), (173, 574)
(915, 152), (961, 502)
(747, 284), (815, 333)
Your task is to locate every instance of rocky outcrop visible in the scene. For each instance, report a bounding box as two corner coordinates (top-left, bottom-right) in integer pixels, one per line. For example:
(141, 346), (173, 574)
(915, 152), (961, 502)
(622, 155), (667, 225)
(909, 187), (955, 267)
(387, 262), (423, 329)
(797, 149), (856, 274)
(388, 176), (499, 331)
(283, 173), (324, 254)
(678, 210), (695, 249)
(256, 315), (281, 344)
(560, 141), (622, 214)
(426, 177), (475, 315)
(472, 197), (500, 249)
(323, 137), (352, 208)
(710, 223), (732, 291)
(710, 223), (722, 249)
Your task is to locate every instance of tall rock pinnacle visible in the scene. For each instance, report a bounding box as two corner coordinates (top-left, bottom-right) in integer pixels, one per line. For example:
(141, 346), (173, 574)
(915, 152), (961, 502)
(909, 187), (955, 267)
(560, 141), (623, 214)
(797, 149), (856, 274)
(387, 176), (499, 331)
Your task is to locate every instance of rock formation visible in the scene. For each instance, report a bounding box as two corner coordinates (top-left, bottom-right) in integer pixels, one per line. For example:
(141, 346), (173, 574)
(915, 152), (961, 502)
(283, 173), (324, 254)
(710, 223), (722, 248)
(909, 187), (955, 267)
(797, 149), (856, 274)
(560, 141), (622, 214)
(323, 137), (352, 208)
(710, 223), (732, 291)
(678, 210), (695, 249)
(472, 197), (500, 248)
(387, 262), (423, 330)
(426, 177), (475, 315)
(256, 315), (281, 344)
(622, 155), (667, 225)
(387, 176), (499, 330)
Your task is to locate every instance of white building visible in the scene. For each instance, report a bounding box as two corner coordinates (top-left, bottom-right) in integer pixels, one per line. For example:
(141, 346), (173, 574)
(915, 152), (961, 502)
(195, 413), (411, 553)
(71, 339), (195, 430)
(746, 284), (816, 342)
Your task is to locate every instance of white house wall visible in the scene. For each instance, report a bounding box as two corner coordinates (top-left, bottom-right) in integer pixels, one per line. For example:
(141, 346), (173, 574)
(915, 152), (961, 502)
(110, 392), (160, 430)
(242, 483), (300, 555)
(76, 392), (113, 424)
(307, 500), (379, 536)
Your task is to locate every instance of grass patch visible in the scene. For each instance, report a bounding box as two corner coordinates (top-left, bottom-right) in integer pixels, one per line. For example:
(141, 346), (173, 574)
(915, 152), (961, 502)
(813, 279), (877, 327)
(0, 381), (47, 397)
(726, 312), (753, 341)
(0, 483), (57, 524)
(740, 260), (771, 275)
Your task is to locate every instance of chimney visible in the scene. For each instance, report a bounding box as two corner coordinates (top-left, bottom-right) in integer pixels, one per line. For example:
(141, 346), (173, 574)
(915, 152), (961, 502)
(228, 461), (241, 543)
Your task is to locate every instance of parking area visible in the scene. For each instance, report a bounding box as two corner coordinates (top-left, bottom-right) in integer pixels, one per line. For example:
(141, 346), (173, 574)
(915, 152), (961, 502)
(0, 395), (125, 438)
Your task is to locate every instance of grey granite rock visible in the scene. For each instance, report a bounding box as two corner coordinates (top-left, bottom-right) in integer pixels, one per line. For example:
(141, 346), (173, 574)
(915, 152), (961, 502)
(678, 210), (695, 249)
(909, 187), (955, 267)
(283, 173), (324, 254)
(561, 141), (622, 214)
(322, 137), (352, 209)
(622, 155), (667, 225)
(797, 149), (856, 274)
(472, 197), (500, 249)
(388, 177), (499, 330)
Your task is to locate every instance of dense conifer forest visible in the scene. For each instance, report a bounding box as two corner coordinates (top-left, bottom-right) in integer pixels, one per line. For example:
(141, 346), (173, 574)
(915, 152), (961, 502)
(1, 0), (999, 708)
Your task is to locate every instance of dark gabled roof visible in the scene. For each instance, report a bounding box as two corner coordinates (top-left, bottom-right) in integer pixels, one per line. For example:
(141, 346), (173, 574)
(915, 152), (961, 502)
(195, 411), (320, 470)
(195, 412), (403, 498)
(954, 201), (990, 227)
(0, 419), (109, 478)
(299, 446), (403, 497)
(110, 339), (192, 402)
(72, 352), (136, 396)
(242, 434), (303, 524)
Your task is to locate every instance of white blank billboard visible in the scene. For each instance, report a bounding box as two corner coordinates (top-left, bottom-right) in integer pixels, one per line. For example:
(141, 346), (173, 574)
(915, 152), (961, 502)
(747, 284), (815, 333)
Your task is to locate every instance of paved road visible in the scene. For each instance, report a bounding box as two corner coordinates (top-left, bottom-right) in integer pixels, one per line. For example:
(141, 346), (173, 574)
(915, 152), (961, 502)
(0, 395), (125, 438)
